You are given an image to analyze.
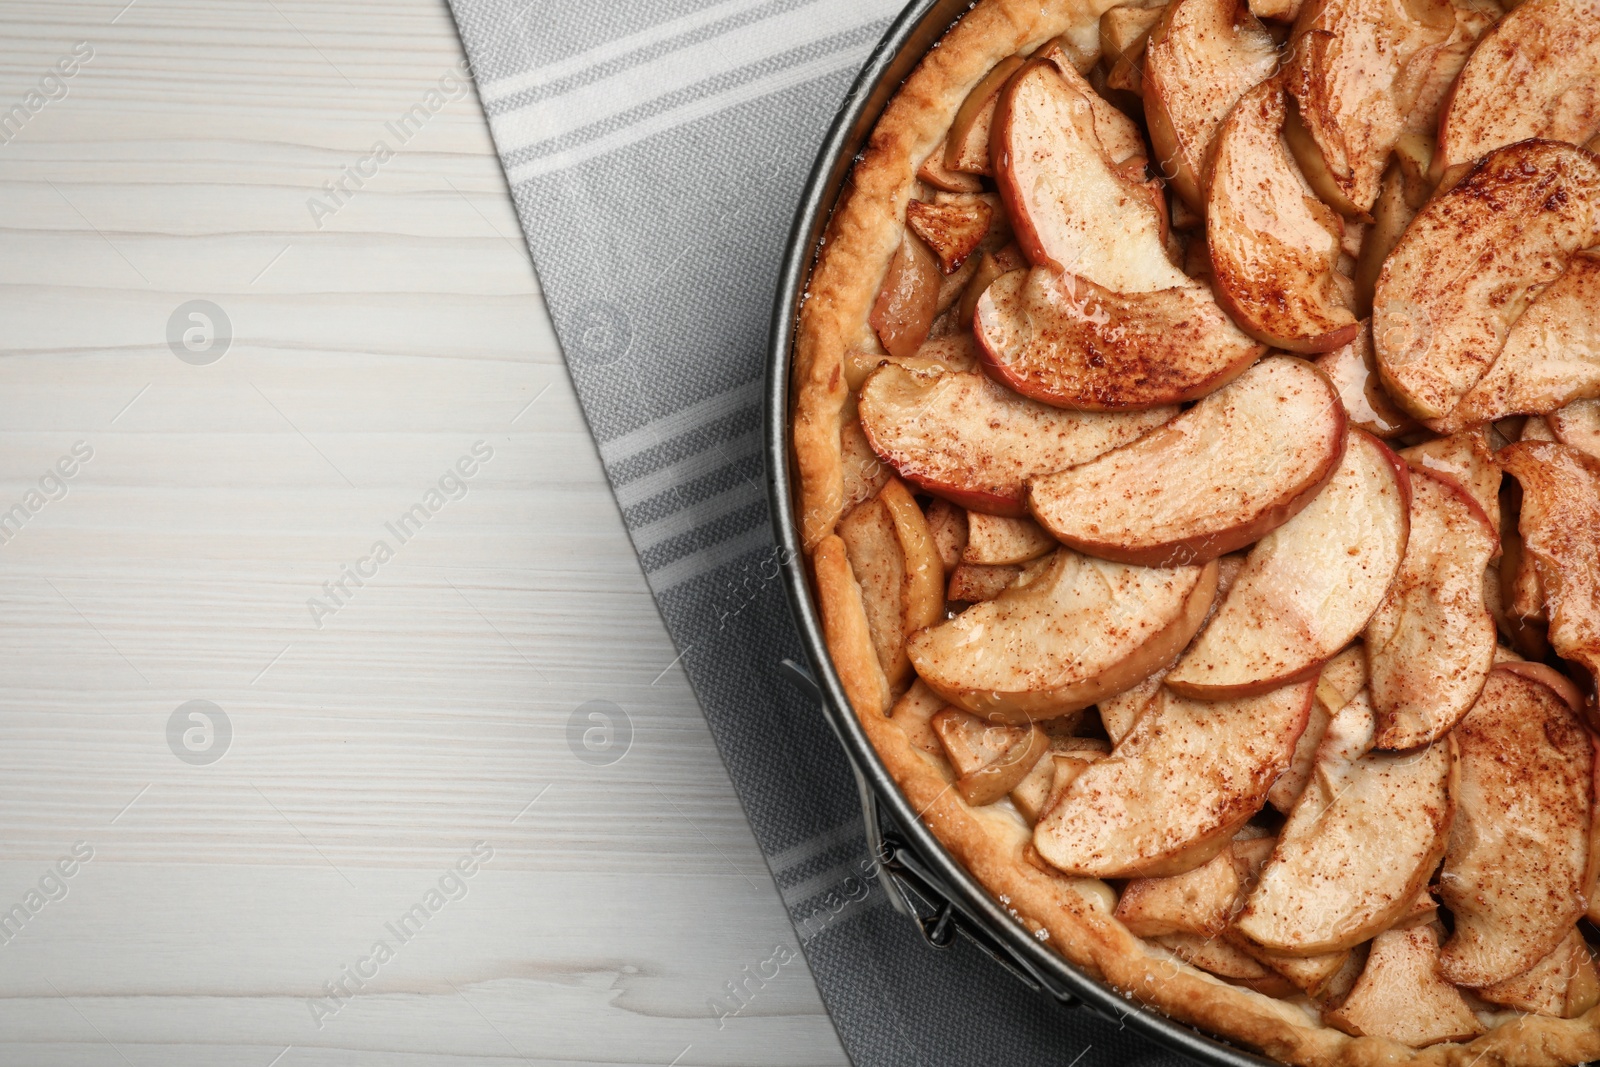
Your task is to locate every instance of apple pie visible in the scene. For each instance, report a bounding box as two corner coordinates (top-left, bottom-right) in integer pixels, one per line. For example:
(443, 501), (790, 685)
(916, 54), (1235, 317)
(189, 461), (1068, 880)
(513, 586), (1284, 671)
(790, 0), (1600, 1062)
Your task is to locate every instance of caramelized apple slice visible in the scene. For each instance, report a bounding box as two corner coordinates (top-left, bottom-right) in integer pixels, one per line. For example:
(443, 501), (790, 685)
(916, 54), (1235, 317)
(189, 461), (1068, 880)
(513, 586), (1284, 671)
(1166, 430), (1410, 699)
(1324, 924), (1487, 1046)
(1438, 252), (1600, 431)
(1498, 441), (1600, 702)
(1438, 667), (1594, 986)
(1313, 324), (1415, 438)
(1364, 467), (1499, 749)
(1372, 140), (1600, 421)
(1028, 357), (1347, 566)
(1395, 0), (1500, 139)
(1034, 679), (1313, 877)
(869, 234), (942, 359)
(857, 363), (1174, 515)
(1282, 0), (1455, 216)
(1206, 79), (1360, 353)
(908, 549), (1219, 723)
(1235, 691), (1455, 955)
(1477, 929), (1600, 1018)
(1097, 672), (1165, 746)
(1141, 0), (1279, 210)
(974, 267), (1265, 410)
(924, 497), (967, 569)
(905, 197), (993, 275)
(1436, 0), (1600, 180)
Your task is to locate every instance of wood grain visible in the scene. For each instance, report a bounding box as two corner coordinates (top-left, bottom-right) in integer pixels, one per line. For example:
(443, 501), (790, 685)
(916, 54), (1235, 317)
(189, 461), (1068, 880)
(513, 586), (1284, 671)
(0, 1), (849, 1063)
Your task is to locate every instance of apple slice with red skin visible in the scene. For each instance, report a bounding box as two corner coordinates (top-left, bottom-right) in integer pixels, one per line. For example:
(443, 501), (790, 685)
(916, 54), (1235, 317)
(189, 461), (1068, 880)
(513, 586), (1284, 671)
(1206, 78), (1361, 353)
(1438, 667), (1594, 987)
(869, 234), (942, 359)
(1234, 690), (1456, 955)
(974, 266), (1266, 411)
(1364, 467), (1499, 749)
(985, 57), (1265, 408)
(1166, 430), (1410, 699)
(1372, 140), (1600, 421)
(857, 363), (1175, 516)
(1282, 0), (1455, 216)
(1027, 357), (1347, 566)
(1499, 441), (1600, 716)
(1435, 0), (1600, 182)
(993, 60), (1172, 286)
(1141, 0), (1279, 211)
(1313, 324), (1415, 438)
(945, 55), (1026, 175)
(907, 549), (1219, 724)
(1034, 678), (1314, 877)
(1435, 252), (1600, 431)
(1551, 397), (1600, 460)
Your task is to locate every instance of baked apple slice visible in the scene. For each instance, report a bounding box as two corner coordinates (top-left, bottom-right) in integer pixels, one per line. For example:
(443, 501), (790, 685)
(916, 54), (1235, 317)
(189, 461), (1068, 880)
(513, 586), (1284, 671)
(1438, 667), (1594, 987)
(1398, 426), (1501, 532)
(905, 196), (993, 274)
(1323, 923), (1486, 1046)
(1206, 78), (1361, 353)
(1551, 397), (1600, 460)
(1028, 356), (1347, 566)
(857, 363), (1175, 516)
(1234, 690), (1455, 955)
(1141, 0), (1279, 211)
(1166, 430), (1410, 699)
(1477, 929), (1600, 1018)
(1266, 644), (1366, 813)
(1282, 0), (1455, 216)
(1034, 679), (1313, 877)
(1115, 846), (1245, 937)
(1010, 737), (1110, 823)
(1313, 324), (1415, 438)
(962, 513), (1056, 565)
(945, 54), (1026, 175)
(995, 59), (1175, 286)
(973, 266), (1266, 410)
(946, 561), (1023, 603)
(909, 550), (1217, 723)
(930, 708), (1050, 805)
(1436, 252), (1600, 431)
(1435, 0), (1600, 182)
(1363, 467), (1499, 749)
(869, 234), (942, 359)
(836, 480), (944, 690)
(1498, 441), (1600, 702)
(1372, 140), (1600, 421)
(1394, 0), (1501, 139)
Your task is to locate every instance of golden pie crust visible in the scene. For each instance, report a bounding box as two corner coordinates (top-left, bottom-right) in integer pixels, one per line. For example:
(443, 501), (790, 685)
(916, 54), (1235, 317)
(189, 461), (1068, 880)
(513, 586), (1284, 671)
(788, 1), (1600, 1063)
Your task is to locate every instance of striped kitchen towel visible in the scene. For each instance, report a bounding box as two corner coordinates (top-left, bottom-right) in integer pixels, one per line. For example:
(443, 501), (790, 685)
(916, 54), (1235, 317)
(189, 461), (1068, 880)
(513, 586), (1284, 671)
(444, 2), (1188, 1063)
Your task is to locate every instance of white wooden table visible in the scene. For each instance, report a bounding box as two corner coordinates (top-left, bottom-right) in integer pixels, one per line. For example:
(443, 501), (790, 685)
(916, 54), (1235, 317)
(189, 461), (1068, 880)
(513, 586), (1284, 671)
(0, 2), (850, 1064)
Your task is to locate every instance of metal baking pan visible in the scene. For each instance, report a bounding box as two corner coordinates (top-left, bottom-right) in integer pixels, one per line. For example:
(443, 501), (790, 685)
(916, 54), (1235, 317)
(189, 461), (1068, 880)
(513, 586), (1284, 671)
(764, 2), (1281, 1063)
